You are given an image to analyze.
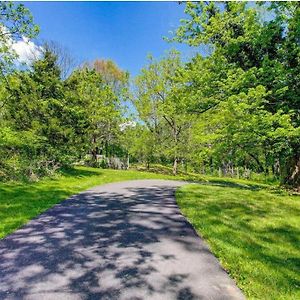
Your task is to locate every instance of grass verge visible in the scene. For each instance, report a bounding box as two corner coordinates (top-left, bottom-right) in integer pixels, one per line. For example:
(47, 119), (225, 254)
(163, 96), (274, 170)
(176, 183), (300, 300)
(2, 165), (298, 299)
(0, 166), (174, 239)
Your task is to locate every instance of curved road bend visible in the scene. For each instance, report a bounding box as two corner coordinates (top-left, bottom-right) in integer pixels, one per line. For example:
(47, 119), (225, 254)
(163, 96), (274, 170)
(0, 180), (245, 300)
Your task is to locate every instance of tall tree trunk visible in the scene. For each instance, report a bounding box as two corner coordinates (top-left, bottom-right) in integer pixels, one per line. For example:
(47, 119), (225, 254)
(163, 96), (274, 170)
(209, 157), (213, 175)
(283, 152), (300, 190)
(173, 157), (178, 176)
(127, 153), (130, 170)
(172, 121), (178, 176)
(91, 136), (97, 165)
(105, 140), (109, 157)
(218, 167), (222, 177)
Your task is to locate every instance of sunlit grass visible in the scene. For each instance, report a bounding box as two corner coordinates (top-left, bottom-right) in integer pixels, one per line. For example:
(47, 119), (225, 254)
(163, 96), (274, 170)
(176, 183), (300, 300)
(1, 165), (299, 299)
(0, 166), (174, 239)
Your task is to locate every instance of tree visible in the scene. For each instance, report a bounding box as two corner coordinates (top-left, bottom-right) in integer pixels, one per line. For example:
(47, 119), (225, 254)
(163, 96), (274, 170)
(84, 59), (129, 100)
(172, 1), (300, 187)
(0, 2), (39, 75)
(133, 51), (194, 175)
(65, 67), (122, 166)
(0, 2), (41, 179)
(43, 40), (77, 79)
(7, 51), (64, 166)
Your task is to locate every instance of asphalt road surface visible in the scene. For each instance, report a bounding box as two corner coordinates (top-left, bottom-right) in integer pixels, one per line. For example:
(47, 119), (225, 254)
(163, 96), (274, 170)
(0, 180), (245, 300)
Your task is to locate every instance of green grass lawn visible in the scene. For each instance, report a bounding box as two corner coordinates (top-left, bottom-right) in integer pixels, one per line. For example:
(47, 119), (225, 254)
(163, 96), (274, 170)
(176, 183), (300, 300)
(1, 165), (299, 299)
(1, 163), (265, 240)
(0, 166), (175, 239)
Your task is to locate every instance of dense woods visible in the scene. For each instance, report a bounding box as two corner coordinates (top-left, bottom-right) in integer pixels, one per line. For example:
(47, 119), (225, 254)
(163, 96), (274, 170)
(0, 2), (299, 189)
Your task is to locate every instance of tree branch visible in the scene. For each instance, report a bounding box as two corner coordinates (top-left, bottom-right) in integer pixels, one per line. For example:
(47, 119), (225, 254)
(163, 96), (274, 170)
(163, 115), (174, 129)
(188, 102), (220, 114)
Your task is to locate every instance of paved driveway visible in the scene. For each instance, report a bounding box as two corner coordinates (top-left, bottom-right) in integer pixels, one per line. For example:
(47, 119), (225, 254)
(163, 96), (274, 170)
(0, 180), (244, 300)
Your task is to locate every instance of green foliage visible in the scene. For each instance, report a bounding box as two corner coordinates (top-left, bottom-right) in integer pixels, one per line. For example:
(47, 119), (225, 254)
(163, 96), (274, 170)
(132, 50), (195, 174)
(0, 2), (128, 180)
(0, 1), (299, 189)
(1, 51), (81, 179)
(0, 2), (39, 74)
(165, 1), (300, 188)
(65, 67), (122, 159)
(0, 3), (299, 298)
(0, 50), (126, 180)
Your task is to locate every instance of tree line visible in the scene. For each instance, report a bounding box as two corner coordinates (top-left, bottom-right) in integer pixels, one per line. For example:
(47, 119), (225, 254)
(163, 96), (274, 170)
(0, 2), (299, 189)
(0, 2), (129, 180)
(127, 2), (300, 189)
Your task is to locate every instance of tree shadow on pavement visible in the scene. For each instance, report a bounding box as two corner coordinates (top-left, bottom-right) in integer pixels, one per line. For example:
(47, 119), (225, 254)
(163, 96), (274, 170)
(0, 183), (238, 300)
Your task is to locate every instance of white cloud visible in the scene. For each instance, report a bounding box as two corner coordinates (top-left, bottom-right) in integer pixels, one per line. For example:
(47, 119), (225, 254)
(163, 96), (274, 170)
(11, 37), (43, 65)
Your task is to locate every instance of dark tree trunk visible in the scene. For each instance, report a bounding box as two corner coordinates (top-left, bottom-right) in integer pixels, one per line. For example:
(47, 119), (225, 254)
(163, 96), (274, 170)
(91, 149), (97, 162)
(248, 153), (264, 173)
(105, 140), (109, 157)
(91, 136), (98, 164)
(283, 152), (300, 190)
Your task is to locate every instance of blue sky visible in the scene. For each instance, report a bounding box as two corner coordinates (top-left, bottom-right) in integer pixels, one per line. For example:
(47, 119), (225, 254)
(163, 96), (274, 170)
(22, 1), (197, 77)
